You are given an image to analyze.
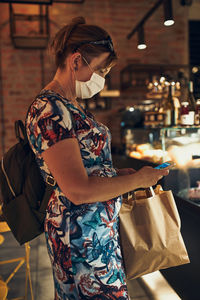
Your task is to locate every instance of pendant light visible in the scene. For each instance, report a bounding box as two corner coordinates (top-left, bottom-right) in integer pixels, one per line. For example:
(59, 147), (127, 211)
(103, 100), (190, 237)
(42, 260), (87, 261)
(137, 26), (147, 50)
(163, 0), (175, 26)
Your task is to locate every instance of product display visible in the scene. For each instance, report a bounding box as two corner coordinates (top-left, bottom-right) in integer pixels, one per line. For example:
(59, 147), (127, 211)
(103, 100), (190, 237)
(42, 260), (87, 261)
(129, 143), (169, 163)
(143, 79), (199, 128)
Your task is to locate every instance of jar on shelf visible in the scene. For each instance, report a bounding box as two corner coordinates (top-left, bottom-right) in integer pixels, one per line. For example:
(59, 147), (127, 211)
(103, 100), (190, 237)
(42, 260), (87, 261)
(180, 101), (194, 126)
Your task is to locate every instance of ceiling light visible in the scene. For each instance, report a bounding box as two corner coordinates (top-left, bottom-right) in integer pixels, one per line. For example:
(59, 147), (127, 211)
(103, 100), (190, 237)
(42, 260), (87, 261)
(163, 0), (175, 26)
(137, 26), (147, 50)
(164, 19), (174, 26)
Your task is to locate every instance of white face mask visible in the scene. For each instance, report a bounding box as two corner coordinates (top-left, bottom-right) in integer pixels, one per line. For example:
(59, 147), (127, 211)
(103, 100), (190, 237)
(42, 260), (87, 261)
(75, 72), (105, 99)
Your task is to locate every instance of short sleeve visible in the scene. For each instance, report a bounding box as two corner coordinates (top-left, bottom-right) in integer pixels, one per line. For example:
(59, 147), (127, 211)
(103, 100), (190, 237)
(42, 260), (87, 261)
(26, 95), (76, 155)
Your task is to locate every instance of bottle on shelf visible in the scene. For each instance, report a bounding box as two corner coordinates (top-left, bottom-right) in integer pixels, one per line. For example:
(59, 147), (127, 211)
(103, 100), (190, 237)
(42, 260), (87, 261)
(194, 99), (200, 126)
(163, 84), (176, 127)
(125, 129), (134, 156)
(171, 84), (180, 126)
(180, 101), (191, 126)
(187, 81), (196, 126)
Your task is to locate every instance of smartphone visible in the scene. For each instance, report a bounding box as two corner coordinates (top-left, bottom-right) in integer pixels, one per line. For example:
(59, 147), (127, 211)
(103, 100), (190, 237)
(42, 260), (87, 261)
(154, 161), (175, 170)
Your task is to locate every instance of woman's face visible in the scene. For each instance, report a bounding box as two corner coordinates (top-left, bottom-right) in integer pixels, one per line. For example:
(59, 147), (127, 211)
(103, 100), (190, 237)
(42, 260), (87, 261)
(75, 52), (111, 82)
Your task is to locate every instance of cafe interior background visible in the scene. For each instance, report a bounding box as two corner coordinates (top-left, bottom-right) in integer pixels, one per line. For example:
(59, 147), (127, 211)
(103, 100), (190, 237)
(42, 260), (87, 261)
(0, 0), (200, 299)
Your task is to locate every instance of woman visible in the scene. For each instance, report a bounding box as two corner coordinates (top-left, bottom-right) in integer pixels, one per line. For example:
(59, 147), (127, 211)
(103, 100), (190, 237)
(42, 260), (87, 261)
(26, 17), (168, 300)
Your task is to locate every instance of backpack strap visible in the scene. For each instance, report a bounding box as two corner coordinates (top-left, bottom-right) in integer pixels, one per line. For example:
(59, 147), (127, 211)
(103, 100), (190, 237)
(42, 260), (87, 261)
(15, 120), (29, 144)
(39, 183), (54, 213)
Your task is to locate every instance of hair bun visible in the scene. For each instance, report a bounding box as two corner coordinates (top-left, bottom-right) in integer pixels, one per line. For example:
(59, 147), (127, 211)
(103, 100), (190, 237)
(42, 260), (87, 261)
(53, 16), (85, 53)
(71, 16), (86, 26)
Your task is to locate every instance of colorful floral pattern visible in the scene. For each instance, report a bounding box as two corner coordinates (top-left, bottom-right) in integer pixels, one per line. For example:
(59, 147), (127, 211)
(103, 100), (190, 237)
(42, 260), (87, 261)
(26, 90), (129, 300)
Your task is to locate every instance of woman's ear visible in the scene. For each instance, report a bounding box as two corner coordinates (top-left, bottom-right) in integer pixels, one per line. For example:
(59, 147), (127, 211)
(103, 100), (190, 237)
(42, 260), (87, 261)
(70, 52), (81, 71)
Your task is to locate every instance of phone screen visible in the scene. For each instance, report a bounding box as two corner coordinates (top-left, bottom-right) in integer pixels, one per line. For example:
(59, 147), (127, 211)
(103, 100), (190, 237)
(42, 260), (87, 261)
(155, 161), (175, 169)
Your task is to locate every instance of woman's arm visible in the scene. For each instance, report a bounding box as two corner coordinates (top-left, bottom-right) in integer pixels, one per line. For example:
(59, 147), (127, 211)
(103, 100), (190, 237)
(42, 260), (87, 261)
(42, 138), (169, 205)
(115, 168), (136, 176)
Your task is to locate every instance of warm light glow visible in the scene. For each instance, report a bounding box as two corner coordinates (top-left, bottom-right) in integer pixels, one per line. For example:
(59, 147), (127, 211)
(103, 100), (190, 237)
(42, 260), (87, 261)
(176, 81), (181, 89)
(129, 144), (170, 164)
(168, 146), (190, 168)
(137, 43), (147, 50)
(168, 143), (200, 169)
(148, 82), (154, 89)
(129, 151), (142, 159)
(192, 66), (199, 73)
(129, 107), (135, 112)
(99, 90), (120, 97)
(160, 76), (165, 83)
(141, 271), (181, 300)
(164, 19), (175, 26)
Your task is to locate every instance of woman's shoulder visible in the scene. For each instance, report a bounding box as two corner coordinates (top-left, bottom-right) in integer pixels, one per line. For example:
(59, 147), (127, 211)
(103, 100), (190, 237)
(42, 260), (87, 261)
(28, 89), (72, 118)
(34, 89), (67, 107)
(26, 89), (75, 132)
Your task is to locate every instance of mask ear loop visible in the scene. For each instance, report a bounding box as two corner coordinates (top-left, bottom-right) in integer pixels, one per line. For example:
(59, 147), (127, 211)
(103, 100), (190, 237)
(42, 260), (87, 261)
(73, 54), (80, 83)
(82, 56), (94, 74)
(72, 58), (78, 97)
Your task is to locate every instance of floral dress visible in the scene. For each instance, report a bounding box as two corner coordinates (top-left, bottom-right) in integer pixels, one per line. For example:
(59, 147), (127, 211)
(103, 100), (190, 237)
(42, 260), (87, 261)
(26, 90), (129, 300)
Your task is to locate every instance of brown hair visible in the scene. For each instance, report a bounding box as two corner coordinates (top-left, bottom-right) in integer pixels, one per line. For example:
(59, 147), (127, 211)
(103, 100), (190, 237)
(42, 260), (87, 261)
(50, 16), (117, 69)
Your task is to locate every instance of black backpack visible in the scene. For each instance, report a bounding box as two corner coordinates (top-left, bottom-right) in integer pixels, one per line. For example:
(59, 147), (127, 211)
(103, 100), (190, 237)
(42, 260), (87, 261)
(0, 119), (55, 245)
(0, 95), (75, 245)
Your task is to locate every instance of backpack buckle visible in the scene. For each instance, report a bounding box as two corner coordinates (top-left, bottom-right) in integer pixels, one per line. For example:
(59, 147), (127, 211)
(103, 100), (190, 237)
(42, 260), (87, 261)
(46, 175), (56, 186)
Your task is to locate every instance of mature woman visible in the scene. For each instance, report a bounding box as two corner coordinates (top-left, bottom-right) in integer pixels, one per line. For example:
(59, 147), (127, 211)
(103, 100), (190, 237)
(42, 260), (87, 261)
(26, 16), (168, 300)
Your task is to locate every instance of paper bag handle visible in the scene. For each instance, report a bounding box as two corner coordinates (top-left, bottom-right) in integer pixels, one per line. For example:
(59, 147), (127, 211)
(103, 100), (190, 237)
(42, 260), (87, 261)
(122, 191), (135, 203)
(122, 185), (161, 203)
(123, 187), (155, 203)
(145, 186), (155, 197)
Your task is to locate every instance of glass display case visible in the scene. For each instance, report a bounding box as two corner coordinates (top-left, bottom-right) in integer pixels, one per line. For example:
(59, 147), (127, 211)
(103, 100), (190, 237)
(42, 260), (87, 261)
(124, 126), (200, 165)
(123, 126), (200, 207)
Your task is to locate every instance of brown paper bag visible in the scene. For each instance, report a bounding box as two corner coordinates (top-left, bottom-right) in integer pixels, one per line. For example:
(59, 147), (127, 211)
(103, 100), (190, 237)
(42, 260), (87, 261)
(119, 186), (190, 280)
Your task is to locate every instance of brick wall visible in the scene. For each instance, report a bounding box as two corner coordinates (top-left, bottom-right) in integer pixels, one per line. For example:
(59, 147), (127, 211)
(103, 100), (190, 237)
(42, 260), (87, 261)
(0, 0), (190, 156)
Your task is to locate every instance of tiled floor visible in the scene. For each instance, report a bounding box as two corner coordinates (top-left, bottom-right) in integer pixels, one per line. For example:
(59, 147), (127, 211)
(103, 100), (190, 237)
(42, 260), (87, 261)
(0, 230), (151, 300)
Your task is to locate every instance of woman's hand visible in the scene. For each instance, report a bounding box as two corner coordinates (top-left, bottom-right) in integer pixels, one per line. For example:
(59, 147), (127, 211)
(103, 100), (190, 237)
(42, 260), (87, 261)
(116, 168), (136, 176)
(134, 166), (169, 188)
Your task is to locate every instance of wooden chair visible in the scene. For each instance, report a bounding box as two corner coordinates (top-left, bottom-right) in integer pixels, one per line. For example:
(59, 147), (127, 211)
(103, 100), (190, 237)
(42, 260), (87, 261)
(0, 206), (34, 300)
(0, 278), (8, 300)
